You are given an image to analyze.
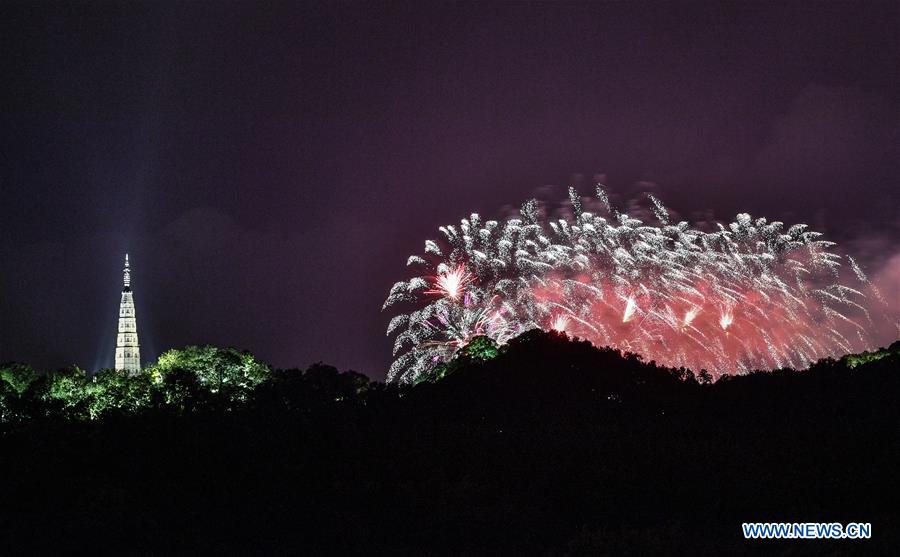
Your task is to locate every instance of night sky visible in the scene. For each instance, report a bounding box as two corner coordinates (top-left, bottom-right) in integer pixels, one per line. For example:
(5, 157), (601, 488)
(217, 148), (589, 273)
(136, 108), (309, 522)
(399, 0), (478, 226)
(1, 2), (897, 379)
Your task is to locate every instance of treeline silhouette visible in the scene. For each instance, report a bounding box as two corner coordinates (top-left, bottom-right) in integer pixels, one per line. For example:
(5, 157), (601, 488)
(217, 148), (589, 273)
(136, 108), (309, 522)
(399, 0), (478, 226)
(1, 332), (898, 555)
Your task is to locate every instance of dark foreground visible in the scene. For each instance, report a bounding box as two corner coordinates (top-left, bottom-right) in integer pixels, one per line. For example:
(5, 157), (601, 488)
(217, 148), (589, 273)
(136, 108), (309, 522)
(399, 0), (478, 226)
(2, 332), (898, 555)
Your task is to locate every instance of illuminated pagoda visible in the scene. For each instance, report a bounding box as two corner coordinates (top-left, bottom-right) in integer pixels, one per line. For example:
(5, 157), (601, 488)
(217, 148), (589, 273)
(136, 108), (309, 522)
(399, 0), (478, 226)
(114, 253), (141, 375)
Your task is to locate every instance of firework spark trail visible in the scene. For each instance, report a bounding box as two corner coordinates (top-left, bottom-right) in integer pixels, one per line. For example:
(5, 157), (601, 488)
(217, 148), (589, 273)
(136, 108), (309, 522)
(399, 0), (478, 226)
(383, 187), (893, 383)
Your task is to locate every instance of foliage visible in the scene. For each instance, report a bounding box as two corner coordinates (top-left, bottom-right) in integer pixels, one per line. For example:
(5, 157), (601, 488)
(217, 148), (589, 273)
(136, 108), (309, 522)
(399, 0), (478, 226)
(0, 362), (38, 395)
(36, 366), (92, 420)
(253, 363), (370, 411)
(461, 335), (500, 361)
(0, 346), (379, 423)
(842, 340), (900, 369)
(0, 381), (19, 423)
(0, 346), (275, 423)
(416, 335), (502, 384)
(85, 369), (155, 419)
(0, 337), (897, 429)
(146, 345), (271, 406)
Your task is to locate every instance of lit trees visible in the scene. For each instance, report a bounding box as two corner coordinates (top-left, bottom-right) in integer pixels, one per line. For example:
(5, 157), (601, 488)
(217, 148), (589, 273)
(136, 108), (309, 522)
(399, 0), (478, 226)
(0, 362), (38, 395)
(0, 362), (39, 423)
(146, 345), (271, 408)
(0, 347), (274, 421)
(37, 366), (92, 419)
(86, 369), (154, 419)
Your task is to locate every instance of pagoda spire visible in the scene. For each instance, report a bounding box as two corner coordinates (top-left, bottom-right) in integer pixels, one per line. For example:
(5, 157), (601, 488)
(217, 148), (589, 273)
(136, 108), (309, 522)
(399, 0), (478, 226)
(123, 253), (131, 290)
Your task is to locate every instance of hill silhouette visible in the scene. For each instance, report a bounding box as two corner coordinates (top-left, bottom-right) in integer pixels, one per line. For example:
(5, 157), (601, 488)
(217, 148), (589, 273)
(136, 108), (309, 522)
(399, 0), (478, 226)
(1, 331), (898, 555)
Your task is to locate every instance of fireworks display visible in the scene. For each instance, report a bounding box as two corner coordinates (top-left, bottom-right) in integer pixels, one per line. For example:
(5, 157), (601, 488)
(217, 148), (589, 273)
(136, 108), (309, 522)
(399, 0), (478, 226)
(384, 186), (890, 383)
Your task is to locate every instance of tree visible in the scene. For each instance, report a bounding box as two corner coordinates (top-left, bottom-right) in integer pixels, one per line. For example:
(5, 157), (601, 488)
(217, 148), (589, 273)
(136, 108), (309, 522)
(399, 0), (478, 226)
(0, 380), (19, 423)
(0, 362), (38, 395)
(0, 363), (40, 423)
(86, 369), (154, 419)
(254, 363), (370, 412)
(303, 363), (369, 402)
(34, 366), (91, 419)
(147, 345), (271, 407)
(461, 335), (499, 361)
(155, 367), (208, 413)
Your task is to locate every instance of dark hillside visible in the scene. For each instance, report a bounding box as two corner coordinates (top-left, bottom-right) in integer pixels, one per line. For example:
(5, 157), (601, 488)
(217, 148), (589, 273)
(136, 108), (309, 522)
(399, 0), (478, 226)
(1, 332), (897, 555)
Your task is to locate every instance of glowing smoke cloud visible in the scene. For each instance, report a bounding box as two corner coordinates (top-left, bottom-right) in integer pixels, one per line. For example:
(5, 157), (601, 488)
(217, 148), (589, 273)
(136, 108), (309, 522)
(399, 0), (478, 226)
(383, 186), (891, 383)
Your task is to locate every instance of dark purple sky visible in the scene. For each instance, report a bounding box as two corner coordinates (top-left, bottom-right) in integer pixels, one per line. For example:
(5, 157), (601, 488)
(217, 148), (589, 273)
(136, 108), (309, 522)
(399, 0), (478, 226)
(1, 2), (897, 379)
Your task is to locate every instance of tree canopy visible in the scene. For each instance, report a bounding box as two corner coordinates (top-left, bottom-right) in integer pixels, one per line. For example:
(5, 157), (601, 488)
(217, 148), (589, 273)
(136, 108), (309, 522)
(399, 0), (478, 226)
(1, 335), (898, 427)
